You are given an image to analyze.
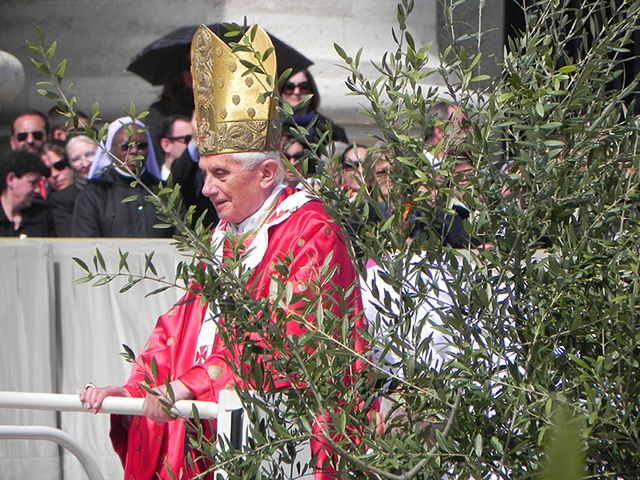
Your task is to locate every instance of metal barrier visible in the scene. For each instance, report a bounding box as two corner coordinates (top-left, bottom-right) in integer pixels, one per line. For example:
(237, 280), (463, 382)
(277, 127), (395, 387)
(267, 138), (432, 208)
(0, 391), (218, 419)
(0, 390), (224, 480)
(0, 426), (106, 480)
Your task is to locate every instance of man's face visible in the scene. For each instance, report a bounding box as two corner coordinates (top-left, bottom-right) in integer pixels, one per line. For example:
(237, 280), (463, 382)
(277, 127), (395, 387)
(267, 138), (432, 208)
(160, 119), (193, 162)
(281, 141), (305, 185)
(41, 150), (74, 192)
(200, 154), (268, 224)
(111, 125), (148, 173)
(452, 160), (473, 188)
(6, 172), (41, 210)
(10, 115), (47, 153)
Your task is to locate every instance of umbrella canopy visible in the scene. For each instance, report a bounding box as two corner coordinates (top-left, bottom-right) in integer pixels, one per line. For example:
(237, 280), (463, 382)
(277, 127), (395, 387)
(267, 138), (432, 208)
(126, 23), (313, 86)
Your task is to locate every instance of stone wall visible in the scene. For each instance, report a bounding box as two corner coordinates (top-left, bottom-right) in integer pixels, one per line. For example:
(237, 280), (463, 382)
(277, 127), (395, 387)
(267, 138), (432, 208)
(0, 0), (502, 149)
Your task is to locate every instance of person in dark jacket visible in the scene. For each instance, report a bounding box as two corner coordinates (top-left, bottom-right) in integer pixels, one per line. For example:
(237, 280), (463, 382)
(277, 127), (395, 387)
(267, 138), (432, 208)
(72, 117), (173, 238)
(0, 150), (54, 237)
(280, 69), (348, 144)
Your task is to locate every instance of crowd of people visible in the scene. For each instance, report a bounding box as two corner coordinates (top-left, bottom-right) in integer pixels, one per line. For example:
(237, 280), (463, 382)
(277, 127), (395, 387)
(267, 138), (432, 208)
(0, 95), (472, 248)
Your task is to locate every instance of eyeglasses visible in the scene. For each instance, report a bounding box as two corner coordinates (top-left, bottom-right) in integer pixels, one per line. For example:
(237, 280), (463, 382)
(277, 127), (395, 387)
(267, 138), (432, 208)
(15, 131), (46, 142)
(283, 152), (305, 162)
(119, 141), (148, 151)
(281, 81), (312, 95)
(51, 159), (70, 171)
(166, 135), (192, 144)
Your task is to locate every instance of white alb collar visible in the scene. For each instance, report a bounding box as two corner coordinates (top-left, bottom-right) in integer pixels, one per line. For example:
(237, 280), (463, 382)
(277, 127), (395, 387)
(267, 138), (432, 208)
(232, 184), (286, 234)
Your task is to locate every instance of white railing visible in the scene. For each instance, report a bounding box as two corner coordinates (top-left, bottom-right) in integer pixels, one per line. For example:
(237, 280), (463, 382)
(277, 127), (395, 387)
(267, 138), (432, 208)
(0, 390), (228, 480)
(0, 391), (218, 419)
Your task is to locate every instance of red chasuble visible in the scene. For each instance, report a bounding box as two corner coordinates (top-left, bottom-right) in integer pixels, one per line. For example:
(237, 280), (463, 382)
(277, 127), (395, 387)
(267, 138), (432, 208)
(110, 187), (366, 479)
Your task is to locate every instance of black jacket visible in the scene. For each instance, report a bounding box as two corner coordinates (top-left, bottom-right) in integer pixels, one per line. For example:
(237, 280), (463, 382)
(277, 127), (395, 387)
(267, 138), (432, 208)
(170, 149), (219, 229)
(49, 183), (80, 237)
(71, 169), (174, 238)
(0, 198), (55, 237)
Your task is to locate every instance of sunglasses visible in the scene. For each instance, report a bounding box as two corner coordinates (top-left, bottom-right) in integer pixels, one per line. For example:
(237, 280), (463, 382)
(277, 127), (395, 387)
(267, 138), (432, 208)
(119, 141), (149, 151)
(281, 81), (312, 95)
(16, 130), (46, 142)
(166, 134), (192, 144)
(51, 159), (70, 171)
(283, 152), (305, 162)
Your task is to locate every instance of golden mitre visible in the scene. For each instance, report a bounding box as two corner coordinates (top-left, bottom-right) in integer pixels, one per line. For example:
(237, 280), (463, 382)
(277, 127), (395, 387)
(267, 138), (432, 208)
(191, 24), (280, 155)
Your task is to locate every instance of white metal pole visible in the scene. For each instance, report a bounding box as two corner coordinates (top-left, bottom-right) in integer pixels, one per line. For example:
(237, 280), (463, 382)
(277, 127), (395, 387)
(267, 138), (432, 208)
(0, 425), (106, 480)
(0, 391), (218, 419)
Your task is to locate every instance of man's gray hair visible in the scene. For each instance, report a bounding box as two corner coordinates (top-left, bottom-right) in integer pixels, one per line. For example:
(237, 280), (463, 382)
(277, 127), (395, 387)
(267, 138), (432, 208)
(230, 151), (285, 184)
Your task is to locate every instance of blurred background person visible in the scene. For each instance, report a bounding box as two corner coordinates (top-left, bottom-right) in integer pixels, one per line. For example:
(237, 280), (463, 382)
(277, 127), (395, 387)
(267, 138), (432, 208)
(157, 114), (193, 181)
(40, 140), (74, 194)
(65, 134), (97, 184)
(280, 132), (317, 189)
(72, 116), (172, 238)
(280, 69), (348, 145)
(47, 106), (90, 141)
(40, 140), (78, 236)
(8, 110), (49, 154)
(145, 58), (194, 170)
(169, 118), (219, 229)
(0, 150), (53, 237)
(341, 144), (368, 199)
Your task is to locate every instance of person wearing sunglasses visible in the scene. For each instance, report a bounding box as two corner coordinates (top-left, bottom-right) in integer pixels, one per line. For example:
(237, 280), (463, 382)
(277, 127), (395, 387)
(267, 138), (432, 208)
(280, 69), (349, 145)
(0, 150), (54, 237)
(72, 116), (173, 238)
(39, 140), (78, 236)
(40, 141), (74, 194)
(158, 114), (193, 181)
(9, 110), (49, 154)
(280, 132), (317, 189)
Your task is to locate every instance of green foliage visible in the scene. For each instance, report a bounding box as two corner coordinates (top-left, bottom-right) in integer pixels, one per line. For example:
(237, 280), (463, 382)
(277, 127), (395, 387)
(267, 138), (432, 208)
(29, 0), (640, 478)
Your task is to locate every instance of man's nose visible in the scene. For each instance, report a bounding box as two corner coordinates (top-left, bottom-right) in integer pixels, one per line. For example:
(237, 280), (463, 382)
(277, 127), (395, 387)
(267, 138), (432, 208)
(201, 177), (217, 197)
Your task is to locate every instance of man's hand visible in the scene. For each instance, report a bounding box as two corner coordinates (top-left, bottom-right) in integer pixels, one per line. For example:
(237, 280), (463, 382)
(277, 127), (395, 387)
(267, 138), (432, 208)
(79, 385), (130, 414)
(142, 380), (194, 424)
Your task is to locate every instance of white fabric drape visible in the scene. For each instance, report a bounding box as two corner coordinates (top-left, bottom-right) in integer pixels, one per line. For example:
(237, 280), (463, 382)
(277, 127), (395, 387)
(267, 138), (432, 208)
(0, 238), (183, 480)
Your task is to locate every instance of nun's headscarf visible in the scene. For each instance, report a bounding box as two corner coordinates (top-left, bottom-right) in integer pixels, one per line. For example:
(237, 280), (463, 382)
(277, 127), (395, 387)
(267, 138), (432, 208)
(88, 116), (161, 180)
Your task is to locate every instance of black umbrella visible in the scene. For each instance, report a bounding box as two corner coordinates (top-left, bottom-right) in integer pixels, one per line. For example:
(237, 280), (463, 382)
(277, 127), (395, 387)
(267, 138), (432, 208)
(126, 23), (313, 86)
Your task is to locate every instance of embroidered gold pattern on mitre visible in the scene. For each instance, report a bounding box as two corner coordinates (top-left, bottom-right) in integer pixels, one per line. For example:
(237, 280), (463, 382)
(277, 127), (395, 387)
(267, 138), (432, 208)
(191, 24), (280, 154)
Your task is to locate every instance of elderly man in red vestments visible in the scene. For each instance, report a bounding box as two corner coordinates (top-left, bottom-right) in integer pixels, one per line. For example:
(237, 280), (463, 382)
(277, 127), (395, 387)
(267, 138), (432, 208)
(80, 24), (366, 480)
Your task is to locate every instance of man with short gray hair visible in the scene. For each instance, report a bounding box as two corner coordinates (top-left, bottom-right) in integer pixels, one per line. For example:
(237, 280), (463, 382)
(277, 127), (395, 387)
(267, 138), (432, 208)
(81, 24), (366, 479)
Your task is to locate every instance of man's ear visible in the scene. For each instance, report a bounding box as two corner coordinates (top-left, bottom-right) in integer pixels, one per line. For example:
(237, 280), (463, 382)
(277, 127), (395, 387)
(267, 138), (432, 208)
(159, 137), (172, 154)
(258, 158), (279, 188)
(5, 172), (17, 189)
(8, 136), (18, 151)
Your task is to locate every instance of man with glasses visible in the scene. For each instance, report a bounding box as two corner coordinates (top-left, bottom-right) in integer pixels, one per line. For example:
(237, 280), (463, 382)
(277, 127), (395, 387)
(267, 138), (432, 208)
(157, 114), (193, 180)
(9, 110), (49, 154)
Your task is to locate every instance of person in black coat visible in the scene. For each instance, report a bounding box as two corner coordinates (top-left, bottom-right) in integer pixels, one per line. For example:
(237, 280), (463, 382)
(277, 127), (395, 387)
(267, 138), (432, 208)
(0, 150), (54, 237)
(72, 118), (174, 238)
(280, 69), (348, 144)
